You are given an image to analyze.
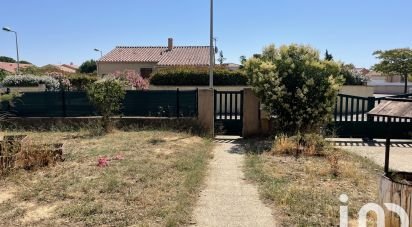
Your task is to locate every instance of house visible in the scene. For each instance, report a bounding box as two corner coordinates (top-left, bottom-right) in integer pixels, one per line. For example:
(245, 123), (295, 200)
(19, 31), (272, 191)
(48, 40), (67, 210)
(97, 38), (210, 77)
(0, 62), (33, 74)
(41, 63), (79, 74)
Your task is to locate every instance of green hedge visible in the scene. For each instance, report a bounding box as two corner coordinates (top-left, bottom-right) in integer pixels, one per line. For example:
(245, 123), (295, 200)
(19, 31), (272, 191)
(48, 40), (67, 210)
(67, 74), (98, 90)
(150, 67), (248, 86)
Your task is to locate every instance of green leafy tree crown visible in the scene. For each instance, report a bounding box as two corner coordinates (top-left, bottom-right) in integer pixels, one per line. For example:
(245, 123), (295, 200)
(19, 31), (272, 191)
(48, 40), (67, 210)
(244, 44), (344, 134)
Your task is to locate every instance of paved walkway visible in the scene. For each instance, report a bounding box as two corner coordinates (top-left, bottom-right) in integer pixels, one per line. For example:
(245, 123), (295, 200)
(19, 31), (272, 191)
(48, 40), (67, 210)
(191, 137), (276, 227)
(331, 138), (412, 172)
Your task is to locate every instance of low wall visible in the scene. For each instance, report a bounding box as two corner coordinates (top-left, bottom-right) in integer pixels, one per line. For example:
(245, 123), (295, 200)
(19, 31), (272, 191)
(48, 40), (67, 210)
(149, 85), (249, 91)
(1, 117), (205, 134)
(0, 84), (46, 93)
(339, 85), (374, 97)
(370, 85), (412, 94)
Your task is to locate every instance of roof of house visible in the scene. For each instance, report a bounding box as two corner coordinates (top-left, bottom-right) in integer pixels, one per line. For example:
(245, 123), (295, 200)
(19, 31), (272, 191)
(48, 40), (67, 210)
(41, 64), (78, 73)
(0, 62), (32, 73)
(98, 46), (210, 66)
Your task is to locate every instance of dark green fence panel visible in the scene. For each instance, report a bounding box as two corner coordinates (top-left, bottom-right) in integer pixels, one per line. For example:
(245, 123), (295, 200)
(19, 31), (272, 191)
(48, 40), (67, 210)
(10, 92), (64, 117)
(122, 90), (178, 117)
(329, 93), (412, 139)
(4, 90), (198, 118)
(64, 92), (96, 117)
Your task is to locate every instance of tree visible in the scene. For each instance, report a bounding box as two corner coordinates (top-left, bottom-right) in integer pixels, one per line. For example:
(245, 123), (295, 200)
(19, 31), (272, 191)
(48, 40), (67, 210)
(240, 56), (247, 65)
(19, 60), (31, 64)
(372, 48), (412, 94)
(0, 56), (16, 63)
(87, 78), (126, 132)
(325, 49), (333, 61)
(244, 44), (344, 134)
(217, 51), (226, 65)
(79, 59), (97, 74)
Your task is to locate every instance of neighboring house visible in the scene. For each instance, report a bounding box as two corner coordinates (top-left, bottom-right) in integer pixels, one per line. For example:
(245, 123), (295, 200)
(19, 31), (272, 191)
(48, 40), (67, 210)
(221, 63), (241, 71)
(97, 38), (210, 77)
(41, 63), (79, 74)
(354, 68), (370, 76)
(0, 62), (32, 74)
(366, 71), (404, 84)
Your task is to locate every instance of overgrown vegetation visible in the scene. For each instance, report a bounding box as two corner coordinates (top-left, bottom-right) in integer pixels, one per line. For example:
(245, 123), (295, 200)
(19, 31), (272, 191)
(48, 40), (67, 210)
(66, 74), (98, 91)
(244, 44), (344, 134)
(79, 59), (97, 74)
(150, 67), (248, 86)
(0, 130), (212, 226)
(244, 138), (381, 226)
(86, 78), (126, 132)
(2, 75), (60, 91)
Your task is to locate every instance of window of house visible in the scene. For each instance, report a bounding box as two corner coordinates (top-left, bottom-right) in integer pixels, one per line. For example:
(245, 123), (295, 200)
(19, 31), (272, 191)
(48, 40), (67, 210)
(140, 68), (153, 78)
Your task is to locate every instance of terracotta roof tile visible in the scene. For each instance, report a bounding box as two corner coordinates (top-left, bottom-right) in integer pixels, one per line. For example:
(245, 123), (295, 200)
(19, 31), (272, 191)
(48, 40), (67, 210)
(98, 46), (210, 66)
(0, 62), (32, 73)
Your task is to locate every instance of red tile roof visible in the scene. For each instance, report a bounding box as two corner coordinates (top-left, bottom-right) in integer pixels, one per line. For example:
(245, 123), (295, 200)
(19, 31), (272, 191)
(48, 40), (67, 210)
(98, 46), (210, 66)
(0, 62), (32, 73)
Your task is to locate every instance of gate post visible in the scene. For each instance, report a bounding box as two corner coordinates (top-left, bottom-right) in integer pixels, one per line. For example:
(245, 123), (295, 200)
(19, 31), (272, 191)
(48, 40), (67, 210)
(197, 89), (214, 136)
(242, 88), (261, 137)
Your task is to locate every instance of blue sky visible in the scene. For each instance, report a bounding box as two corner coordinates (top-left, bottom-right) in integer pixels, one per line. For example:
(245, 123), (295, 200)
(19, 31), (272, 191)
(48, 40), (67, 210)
(0, 0), (411, 68)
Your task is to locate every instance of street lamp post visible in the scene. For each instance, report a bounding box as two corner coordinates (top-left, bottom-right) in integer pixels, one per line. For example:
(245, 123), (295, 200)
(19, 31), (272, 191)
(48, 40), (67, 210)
(209, 0), (215, 137)
(94, 49), (103, 75)
(94, 48), (103, 57)
(2, 27), (20, 75)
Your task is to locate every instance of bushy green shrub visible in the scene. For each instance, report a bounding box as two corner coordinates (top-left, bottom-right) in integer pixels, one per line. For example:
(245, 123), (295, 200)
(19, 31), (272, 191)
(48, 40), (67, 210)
(244, 44), (344, 133)
(341, 65), (368, 85)
(2, 75), (60, 91)
(150, 67), (248, 86)
(0, 69), (9, 82)
(67, 74), (99, 90)
(87, 78), (126, 132)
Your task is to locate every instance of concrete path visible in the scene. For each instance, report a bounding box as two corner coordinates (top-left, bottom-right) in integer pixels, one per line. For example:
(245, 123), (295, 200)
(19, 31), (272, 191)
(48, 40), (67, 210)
(331, 138), (412, 172)
(191, 137), (276, 227)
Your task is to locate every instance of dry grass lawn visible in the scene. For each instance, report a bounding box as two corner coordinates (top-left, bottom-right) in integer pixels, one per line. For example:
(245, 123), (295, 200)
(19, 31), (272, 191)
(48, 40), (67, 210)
(0, 130), (213, 226)
(244, 140), (382, 226)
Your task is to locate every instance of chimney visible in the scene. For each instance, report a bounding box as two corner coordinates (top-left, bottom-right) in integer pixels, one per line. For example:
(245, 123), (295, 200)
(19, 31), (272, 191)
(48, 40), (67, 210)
(168, 38), (173, 51)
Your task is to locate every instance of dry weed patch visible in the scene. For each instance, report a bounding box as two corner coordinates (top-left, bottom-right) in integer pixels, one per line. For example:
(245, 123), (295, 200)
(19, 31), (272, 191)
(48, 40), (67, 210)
(0, 130), (212, 226)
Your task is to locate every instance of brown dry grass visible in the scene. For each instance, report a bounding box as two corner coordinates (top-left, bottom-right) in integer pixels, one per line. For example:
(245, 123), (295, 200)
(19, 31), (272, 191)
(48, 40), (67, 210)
(244, 140), (381, 226)
(0, 130), (213, 226)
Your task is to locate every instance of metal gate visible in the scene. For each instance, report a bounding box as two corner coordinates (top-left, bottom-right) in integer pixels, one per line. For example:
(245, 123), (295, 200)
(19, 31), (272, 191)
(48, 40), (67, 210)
(214, 90), (243, 135)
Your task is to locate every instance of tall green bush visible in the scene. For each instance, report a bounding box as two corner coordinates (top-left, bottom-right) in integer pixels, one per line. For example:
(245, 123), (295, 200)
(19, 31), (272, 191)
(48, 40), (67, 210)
(244, 44), (344, 134)
(150, 67), (247, 86)
(87, 78), (126, 132)
(67, 74), (98, 90)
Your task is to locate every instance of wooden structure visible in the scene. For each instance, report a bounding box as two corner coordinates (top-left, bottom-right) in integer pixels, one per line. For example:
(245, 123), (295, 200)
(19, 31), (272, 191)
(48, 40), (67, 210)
(368, 99), (412, 227)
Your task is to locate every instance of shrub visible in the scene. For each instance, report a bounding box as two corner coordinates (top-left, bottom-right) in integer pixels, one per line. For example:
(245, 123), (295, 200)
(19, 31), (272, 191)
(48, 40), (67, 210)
(271, 133), (329, 157)
(87, 78), (126, 132)
(150, 67), (248, 86)
(2, 75), (60, 91)
(67, 74), (98, 91)
(79, 59), (97, 74)
(110, 70), (149, 89)
(0, 69), (9, 82)
(244, 44), (344, 134)
(341, 64), (368, 85)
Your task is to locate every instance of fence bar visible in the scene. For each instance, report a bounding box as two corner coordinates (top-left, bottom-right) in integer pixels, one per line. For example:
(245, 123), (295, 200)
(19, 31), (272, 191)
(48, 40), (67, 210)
(350, 97), (354, 122)
(355, 98), (359, 122)
(345, 97), (349, 122)
(225, 93), (228, 119)
(219, 92), (223, 119)
(229, 93), (233, 120)
(339, 95), (343, 122)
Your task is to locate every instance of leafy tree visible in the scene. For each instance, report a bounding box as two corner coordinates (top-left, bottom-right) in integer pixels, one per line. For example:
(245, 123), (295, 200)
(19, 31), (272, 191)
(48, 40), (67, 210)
(244, 44), (343, 134)
(0, 69), (9, 82)
(79, 59), (97, 74)
(325, 49), (333, 61)
(372, 48), (412, 94)
(87, 78), (126, 132)
(0, 56), (16, 63)
(240, 56), (247, 65)
(340, 64), (366, 85)
(19, 60), (31, 64)
(217, 51), (226, 65)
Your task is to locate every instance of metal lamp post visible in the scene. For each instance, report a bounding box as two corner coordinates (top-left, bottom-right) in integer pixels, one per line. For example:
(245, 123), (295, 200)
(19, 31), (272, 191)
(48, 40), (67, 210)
(94, 48), (103, 57)
(209, 0), (215, 137)
(2, 27), (20, 75)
